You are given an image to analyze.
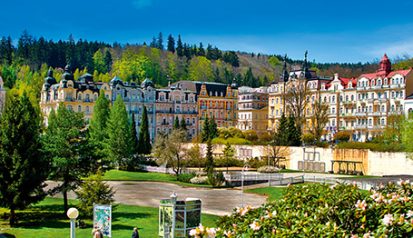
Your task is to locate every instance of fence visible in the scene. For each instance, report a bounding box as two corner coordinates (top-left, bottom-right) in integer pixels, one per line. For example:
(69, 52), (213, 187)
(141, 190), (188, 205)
(139, 165), (190, 175)
(269, 175), (304, 186)
(303, 175), (377, 190)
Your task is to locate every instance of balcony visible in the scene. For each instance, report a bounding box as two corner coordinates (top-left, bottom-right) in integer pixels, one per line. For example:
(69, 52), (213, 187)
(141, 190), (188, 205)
(390, 84), (401, 89)
(354, 125), (367, 129)
(372, 111), (381, 116)
(355, 112), (367, 117)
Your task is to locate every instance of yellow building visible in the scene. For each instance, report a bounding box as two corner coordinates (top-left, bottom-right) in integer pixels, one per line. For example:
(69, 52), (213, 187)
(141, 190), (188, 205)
(173, 81), (238, 132)
(40, 66), (111, 125)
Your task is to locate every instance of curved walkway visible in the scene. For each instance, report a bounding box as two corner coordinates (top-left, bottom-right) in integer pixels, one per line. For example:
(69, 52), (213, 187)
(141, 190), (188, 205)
(46, 181), (266, 216)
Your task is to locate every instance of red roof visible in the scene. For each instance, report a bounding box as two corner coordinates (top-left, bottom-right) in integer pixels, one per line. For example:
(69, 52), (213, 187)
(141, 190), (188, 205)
(359, 69), (411, 80)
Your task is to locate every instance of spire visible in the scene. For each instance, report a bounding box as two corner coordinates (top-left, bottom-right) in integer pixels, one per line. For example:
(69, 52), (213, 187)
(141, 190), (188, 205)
(280, 54), (289, 83)
(302, 50), (312, 79)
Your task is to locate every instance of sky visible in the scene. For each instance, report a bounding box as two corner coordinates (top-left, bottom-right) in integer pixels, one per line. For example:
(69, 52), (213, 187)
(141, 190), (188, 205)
(1, 0), (413, 63)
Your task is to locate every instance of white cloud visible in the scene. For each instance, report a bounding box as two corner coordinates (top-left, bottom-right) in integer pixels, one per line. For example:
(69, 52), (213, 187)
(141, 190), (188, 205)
(132, 0), (153, 9)
(370, 38), (413, 59)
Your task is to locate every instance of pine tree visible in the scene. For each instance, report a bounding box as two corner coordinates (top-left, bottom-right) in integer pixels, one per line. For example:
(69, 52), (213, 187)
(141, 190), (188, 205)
(205, 139), (214, 174)
(198, 42), (205, 56)
(287, 115), (301, 146)
(208, 117), (218, 139)
(89, 90), (110, 161)
(176, 35), (183, 57)
(106, 95), (132, 165)
(167, 34), (175, 53)
(201, 117), (210, 142)
(137, 106), (152, 154)
(274, 113), (288, 146)
(0, 93), (48, 226)
(104, 49), (112, 72)
(180, 118), (187, 131)
(130, 113), (139, 155)
(157, 32), (164, 50)
(174, 116), (180, 129)
(43, 103), (94, 213)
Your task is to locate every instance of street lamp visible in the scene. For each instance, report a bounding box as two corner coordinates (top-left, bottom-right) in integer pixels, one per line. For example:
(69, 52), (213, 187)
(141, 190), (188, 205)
(67, 207), (79, 238)
(241, 164), (249, 207)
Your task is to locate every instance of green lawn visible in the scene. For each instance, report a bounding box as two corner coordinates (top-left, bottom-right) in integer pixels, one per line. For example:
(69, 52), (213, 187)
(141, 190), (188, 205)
(0, 197), (219, 238)
(102, 170), (212, 188)
(246, 186), (286, 201)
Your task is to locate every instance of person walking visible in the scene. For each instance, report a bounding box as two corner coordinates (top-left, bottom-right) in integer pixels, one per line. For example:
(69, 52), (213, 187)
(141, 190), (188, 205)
(132, 227), (139, 238)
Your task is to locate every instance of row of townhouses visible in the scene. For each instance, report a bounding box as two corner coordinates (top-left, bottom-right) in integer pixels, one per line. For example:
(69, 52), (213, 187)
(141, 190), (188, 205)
(40, 66), (238, 141)
(38, 53), (413, 142)
(268, 53), (413, 142)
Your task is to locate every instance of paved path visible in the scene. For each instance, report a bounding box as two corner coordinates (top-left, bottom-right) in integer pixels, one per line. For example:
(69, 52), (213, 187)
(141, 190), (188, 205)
(45, 181), (266, 216)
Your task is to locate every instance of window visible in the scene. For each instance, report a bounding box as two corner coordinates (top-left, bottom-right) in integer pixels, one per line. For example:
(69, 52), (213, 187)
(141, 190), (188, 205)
(78, 105), (82, 112)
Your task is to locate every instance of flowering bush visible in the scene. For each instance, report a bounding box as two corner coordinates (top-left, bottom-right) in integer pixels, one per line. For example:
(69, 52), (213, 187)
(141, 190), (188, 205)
(190, 176), (208, 184)
(189, 181), (413, 237)
(257, 166), (280, 173)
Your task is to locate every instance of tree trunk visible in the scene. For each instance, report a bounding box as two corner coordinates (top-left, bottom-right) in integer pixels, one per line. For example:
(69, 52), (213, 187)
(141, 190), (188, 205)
(63, 189), (68, 214)
(9, 207), (16, 227)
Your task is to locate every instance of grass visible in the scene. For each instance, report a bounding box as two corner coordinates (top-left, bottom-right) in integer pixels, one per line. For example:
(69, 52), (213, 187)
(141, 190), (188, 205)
(246, 186), (286, 201)
(102, 170), (212, 188)
(0, 197), (219, 238)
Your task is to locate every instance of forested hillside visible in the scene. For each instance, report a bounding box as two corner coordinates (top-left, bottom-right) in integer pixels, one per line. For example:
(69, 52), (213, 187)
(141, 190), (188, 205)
(1, 31), (412, 106)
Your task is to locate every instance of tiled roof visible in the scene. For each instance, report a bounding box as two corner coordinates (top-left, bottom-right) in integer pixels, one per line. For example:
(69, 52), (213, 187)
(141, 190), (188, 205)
(360, 69), (411, 79)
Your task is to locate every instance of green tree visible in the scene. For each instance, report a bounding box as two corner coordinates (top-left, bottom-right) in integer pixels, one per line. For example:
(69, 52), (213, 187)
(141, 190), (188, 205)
(223, 142), (235, 173)
(104, 49), (113, 72)
(137, 106), (152, 154)
(43, 103), (95, 213)
(205, 139), (214, 175)
(274, 113), (288, 145)
(167, 34), (175, 53)
(201, 117), (210, 142)
(89, 90), (110, 162)
(268, 56), (281, 67)
(180, 118), (187, 131)
(93, 50), (106, 73)
(76, 171), (115, 217)
(208, 117), (218, 139)
(130, 113), (139, 155)
(188, 56), (214, 81)
(0, 93), (48, 226)
(176, 35), (183, 57)
(106, 95), (131, 166)
(174, 116), (180, 130)
(287, 115), (301, 146)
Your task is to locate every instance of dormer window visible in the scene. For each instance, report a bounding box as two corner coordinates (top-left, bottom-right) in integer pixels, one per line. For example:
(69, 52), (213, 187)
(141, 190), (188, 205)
(371, 79), (375, 86)
(384, 78), (388, 85)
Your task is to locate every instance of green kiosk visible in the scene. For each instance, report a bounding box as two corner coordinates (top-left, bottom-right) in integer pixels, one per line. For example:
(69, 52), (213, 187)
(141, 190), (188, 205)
(159, 193), (202, 238)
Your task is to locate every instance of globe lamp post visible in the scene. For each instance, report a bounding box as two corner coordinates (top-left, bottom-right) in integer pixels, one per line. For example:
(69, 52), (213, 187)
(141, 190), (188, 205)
(67, 207), (79, 238)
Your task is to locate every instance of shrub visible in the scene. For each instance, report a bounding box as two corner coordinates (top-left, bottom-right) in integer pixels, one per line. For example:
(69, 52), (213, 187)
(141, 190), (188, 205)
(76, 172), (115, 218)
(302, 133), (315, 145)
(207, 171), (226, 187)
(190, 176), (208, 184)
(191, 181), (413, 237)
(177, 173), (196, 183)
(258, 133), (272, 143)
(214, 157), (244, 167)
(257, 166), (280, 173)
(337, 142), (404, 152)
(212, 137), (251, 145)
(243, 130), (258, 142)
(334, 131), (351, 142)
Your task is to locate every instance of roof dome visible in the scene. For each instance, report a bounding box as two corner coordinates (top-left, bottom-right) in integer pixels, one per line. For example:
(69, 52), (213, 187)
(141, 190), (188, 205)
(79, 73), (93, 84)
(61, 64), (74, 81)
(44, 68), (57, 86)
(231, 78), (238, 88)
(141, 78), (154, 88)
(110, 76), (123, 87)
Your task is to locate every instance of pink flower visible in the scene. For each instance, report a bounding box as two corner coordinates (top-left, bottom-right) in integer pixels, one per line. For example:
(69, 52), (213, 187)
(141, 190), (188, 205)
(249, 221), (261, 231)
(355, 200), (367, 211)
(382, 214), (394, 226)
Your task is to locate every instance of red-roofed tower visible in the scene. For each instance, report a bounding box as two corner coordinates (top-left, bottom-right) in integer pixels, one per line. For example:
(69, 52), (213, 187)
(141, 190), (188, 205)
(377, 53), (391, 75)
